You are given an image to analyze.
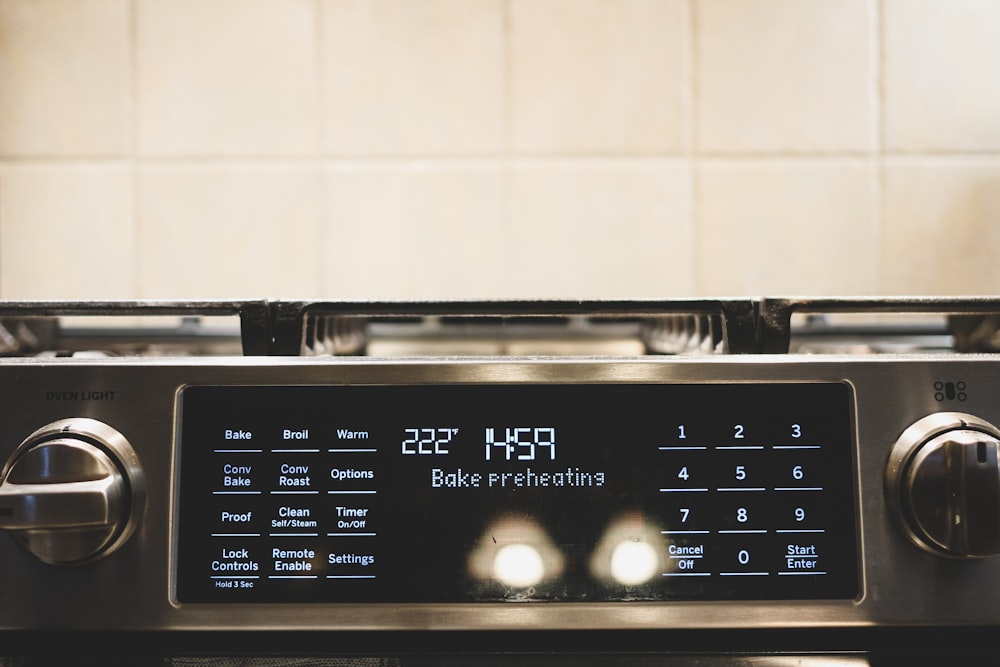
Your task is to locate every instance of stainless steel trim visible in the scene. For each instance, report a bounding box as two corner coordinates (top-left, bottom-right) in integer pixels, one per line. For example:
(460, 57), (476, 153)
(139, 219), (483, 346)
(0, 355), (998, 633)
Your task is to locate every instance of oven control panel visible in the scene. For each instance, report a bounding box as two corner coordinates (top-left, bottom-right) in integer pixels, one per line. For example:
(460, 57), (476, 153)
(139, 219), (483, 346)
(174, 383), (859, 603)
(7, 356), (1000, 636)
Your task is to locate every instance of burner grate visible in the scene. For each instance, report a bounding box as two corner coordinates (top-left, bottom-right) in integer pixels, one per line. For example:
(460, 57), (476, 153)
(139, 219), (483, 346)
(0, 298), (997, 357)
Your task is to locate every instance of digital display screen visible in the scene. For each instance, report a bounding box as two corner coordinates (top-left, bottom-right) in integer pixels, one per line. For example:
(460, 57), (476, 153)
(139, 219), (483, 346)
(174, 383), (859, 603)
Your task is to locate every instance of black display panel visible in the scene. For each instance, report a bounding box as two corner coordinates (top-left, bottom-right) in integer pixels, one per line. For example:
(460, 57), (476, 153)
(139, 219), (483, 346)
(175, 383), (858, 603)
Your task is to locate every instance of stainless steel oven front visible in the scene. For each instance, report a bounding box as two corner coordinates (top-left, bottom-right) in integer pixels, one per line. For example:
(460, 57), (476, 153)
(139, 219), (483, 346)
(1, 354), (999, 664)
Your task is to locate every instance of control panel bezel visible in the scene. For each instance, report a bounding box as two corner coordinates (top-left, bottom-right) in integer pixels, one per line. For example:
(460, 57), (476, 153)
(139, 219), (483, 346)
(173, 381), (860, 604)
(5, 355), (1000, 633)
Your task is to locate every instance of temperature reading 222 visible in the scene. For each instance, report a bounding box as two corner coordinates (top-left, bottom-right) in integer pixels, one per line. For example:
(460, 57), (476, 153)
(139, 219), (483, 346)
(401, 428), (459, 455)
(485, 427), (557, 461)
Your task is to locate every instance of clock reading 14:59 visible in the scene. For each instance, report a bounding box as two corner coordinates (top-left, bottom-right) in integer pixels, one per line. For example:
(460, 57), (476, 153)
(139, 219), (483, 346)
(485, 427), (557, 461)
(400, 425), (557, 461)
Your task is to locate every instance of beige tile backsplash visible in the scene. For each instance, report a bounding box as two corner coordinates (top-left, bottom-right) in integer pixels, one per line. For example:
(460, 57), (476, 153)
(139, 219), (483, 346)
(136, 0), (320, 156)
(696, 0), (874, 154)
(508, 161), (693, 296)
(1, 0), (998, 299)
(883, 0), (1000, 152)
(0, 164), (134, 298)
(0, 0), (132, 156)
(697, 161), (878, 295)
(882, 162), (1000, 294)
(323, 0), (505, 155)
(509, 0), (686, 154)
(322, 164), (505, 298)
(137, 165), (323, 297)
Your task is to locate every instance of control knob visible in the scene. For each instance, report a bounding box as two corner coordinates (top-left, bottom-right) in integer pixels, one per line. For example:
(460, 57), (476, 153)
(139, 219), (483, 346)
(0, 418), (145, 564)
(885, 412), (1000, 558)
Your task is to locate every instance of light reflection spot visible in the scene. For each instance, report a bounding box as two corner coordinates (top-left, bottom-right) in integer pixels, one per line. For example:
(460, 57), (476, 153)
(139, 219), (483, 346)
(492, 543), (545, 588)
(610, 539), (659, 585)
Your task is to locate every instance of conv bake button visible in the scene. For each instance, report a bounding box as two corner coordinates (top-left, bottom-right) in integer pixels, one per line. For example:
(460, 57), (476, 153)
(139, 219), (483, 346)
(222, 463), (254, 488)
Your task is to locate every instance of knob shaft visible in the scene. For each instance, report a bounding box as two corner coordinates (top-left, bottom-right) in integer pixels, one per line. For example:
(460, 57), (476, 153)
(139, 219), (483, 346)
(886, 412), (1000, 558)
(0, 419), (144, 565)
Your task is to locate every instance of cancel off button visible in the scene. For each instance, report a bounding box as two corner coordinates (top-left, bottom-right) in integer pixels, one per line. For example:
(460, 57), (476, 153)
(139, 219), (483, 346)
(666, 543), (705, 575)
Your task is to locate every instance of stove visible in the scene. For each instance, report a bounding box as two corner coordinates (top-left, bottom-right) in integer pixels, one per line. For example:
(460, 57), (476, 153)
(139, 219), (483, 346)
(1, 298), (999, 665)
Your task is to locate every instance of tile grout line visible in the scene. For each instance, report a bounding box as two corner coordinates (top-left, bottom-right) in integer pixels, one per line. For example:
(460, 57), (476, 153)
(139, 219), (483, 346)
(315, 0), (328, 297)
(129, 0), (141, 299)
(502, 0), (513, 160)
(687, 0), (701, 296)
(0, 161), (4, 297)
(5, 152), (1000, 166)
(314, 0), (327, 155)
(872, 0), (886, 295)
(501, 0), (513, 298)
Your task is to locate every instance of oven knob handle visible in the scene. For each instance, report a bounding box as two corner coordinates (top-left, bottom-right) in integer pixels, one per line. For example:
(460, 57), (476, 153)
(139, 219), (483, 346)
(885, 412), (1000, 558)
(0, 453), (120, 529)
(0, 418), (145, 565)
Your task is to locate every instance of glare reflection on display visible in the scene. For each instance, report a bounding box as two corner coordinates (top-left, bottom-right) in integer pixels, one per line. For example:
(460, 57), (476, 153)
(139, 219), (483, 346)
(492, 544), (546, 588)
(468, 516), (564, 589)
(590, 514), (667, 586)
(469, 513), (668, 591)
(609, 539), (660, 586)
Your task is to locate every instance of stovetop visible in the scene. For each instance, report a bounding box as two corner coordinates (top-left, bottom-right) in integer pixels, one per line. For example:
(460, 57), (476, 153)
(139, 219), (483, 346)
(1, 298), (999, 662)
(1, 296), (998, 358)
